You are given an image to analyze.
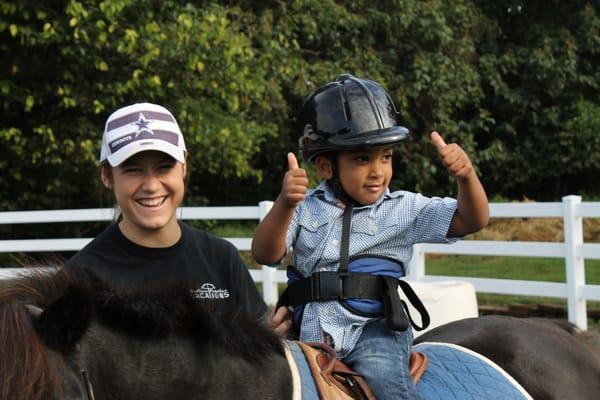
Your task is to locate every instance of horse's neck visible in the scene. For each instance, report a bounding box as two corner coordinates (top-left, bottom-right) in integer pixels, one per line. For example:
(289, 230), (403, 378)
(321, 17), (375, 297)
(46, 349), (89, 399)
(82, 327), (201, 397)
(80, 324), (293, 400)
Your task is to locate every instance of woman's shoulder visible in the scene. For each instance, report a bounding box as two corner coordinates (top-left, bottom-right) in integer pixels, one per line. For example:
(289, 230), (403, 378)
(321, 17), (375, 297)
(180, 223), (237, 252)
(70, 224), (118, 252)
(64, 224), (121, 269)
(179, 223), (247, 272)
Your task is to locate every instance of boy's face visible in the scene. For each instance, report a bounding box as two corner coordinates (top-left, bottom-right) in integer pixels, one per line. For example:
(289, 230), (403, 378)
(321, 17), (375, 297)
(319, 145), (394, 205)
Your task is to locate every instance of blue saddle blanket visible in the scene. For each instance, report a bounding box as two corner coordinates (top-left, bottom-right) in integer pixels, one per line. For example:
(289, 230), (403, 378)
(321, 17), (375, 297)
(285, 340), (532, 399)
(415, 342), (532, 400)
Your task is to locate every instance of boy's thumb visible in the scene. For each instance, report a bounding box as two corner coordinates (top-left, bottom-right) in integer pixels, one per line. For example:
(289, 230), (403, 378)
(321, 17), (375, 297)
(431, 131), (447, 151)
(287, 152), (299, 170)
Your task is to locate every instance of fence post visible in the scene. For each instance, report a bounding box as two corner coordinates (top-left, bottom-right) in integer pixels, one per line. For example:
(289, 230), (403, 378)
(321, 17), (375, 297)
(563, 195), (587, 330)
(258, 201), (278, 306)
(407, 244), (426, 281)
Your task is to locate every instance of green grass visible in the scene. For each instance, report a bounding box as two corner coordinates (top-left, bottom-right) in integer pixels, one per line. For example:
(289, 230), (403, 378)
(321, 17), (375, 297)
(426, 255), (600, 309)
(426, 255), (600, 283)
(209, 222), (257, 238)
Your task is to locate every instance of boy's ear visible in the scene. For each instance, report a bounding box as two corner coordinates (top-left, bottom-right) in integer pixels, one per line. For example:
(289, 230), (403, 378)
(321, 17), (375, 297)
(314, 156), (333, 179)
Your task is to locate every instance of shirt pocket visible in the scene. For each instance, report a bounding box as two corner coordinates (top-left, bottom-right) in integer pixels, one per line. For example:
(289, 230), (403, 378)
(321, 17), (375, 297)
(352, 214), (399, 238)
(295, 211), (330, 259)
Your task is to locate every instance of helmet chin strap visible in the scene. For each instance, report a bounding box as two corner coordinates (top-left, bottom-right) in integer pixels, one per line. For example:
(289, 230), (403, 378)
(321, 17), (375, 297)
(325, 153), (355, 206)
(326, 176), (349, 203)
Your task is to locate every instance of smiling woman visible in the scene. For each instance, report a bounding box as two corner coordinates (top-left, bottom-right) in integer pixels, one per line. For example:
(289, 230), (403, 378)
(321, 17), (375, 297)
(109, 151), (185, 246)
(63, 103), (269, 321)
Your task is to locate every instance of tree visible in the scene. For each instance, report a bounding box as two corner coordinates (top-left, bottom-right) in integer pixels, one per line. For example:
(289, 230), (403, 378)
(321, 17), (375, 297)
(0, 0), (282, 209)
(1, 0), (599, 212)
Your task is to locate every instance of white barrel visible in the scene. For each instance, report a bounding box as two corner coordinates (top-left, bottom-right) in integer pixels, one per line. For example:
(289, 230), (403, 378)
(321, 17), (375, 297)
(400, 280), (478, 338)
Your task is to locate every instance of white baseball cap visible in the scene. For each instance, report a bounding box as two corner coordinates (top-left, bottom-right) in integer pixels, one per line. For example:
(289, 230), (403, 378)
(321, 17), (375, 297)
(100, 102), (187, 166)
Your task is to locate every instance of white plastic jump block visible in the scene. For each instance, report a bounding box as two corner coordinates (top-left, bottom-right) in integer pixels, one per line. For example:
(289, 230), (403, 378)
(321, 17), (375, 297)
(401, 280), (479, 338)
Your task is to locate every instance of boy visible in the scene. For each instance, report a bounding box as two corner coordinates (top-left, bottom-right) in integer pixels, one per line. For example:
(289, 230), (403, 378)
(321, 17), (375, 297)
(252, 74), (488, 399)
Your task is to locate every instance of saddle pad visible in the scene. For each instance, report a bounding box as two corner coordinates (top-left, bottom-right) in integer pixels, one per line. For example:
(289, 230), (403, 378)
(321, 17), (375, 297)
(283, 341), (319, 400)
(414, 342), (533, 400)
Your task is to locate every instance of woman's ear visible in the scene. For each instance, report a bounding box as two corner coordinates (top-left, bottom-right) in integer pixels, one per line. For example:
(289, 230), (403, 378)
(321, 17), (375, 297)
(100, 165), (112, 189)
(314, 156), (333, 180)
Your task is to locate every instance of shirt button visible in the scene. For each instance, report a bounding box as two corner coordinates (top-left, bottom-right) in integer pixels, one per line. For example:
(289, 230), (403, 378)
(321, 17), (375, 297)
(332, 239), (338, 246)
(312, 222), (319, 228)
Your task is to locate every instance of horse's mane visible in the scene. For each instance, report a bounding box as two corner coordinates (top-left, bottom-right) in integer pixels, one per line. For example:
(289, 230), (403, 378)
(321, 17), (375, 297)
(0, 267), (77, 400)
(0, 267), (283, 400)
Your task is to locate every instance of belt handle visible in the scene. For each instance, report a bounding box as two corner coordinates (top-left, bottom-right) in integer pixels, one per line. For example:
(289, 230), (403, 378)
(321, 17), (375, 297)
(382, 278), (430, 331)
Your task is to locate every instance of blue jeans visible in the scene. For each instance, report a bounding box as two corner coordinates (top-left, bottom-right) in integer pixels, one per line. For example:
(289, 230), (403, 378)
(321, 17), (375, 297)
(342, 319), (421, 400)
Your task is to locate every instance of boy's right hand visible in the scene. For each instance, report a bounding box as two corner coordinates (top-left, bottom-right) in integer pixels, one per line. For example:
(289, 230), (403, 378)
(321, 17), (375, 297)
(281, 152), (308, 208)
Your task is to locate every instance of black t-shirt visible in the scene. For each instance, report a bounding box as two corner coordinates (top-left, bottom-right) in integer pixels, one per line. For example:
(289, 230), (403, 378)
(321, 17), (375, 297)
(65, 222), (267, 319)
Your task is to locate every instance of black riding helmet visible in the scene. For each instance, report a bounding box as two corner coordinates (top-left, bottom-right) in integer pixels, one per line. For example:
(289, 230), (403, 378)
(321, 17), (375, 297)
(299, 74), (410, 163)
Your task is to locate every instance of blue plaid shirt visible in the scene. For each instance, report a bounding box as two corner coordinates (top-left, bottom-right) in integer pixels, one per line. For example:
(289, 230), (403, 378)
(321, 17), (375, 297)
(274, 181), (457, 358)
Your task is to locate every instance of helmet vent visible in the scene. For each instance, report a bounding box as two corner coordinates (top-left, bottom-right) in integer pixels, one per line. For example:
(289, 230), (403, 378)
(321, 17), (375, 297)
(385, 92), (402, 123)
(339, 82), (352, 122)
(352, 77), (385, 129)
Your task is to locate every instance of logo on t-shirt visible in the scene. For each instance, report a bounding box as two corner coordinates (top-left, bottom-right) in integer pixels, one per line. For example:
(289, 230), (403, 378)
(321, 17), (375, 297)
(190, 283), (230, 300)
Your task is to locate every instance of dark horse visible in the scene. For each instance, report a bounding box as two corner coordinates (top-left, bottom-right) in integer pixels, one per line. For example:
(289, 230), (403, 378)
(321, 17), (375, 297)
(415, 316), (600, 399)
(1, 268), (599, 400)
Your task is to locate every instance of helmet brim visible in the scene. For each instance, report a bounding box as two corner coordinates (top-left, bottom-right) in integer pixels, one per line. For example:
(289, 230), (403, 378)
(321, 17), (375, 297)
(328, 126), (410, 148)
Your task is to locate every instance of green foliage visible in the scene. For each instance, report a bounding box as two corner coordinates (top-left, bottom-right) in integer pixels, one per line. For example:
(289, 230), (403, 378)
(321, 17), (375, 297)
(1, 0), (599, 210)
(474, 1), (600, 199)
(0, 0), (284, 208)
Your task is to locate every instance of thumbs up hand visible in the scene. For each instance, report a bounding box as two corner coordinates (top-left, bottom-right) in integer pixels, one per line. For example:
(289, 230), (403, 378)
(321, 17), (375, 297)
(431, 131), (473, 179)
(281, 152), (308, 208)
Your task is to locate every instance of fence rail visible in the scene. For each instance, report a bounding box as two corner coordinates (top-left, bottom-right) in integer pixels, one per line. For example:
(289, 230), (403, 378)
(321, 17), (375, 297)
(407, 195), (600, 330)
(1, 195), (599, 330)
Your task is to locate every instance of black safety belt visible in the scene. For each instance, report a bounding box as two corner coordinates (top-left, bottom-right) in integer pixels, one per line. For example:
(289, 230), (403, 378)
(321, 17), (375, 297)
(276, 203), (430, 332)
(338, 201), (353, 276)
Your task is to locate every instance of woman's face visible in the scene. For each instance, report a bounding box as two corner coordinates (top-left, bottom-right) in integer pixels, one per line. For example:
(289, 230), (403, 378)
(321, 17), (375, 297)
(103, 151), (186, 244)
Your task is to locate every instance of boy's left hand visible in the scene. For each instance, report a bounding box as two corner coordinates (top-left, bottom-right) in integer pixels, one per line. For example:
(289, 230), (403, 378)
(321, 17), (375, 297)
(431, 131), (473, 179)
(269, 305), (292, 338)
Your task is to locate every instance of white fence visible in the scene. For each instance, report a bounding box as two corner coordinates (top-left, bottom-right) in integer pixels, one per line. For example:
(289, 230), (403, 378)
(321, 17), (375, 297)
(0, 203), (284, 308)
(1, 195), (600, 330)
(408, 195), (600, 330)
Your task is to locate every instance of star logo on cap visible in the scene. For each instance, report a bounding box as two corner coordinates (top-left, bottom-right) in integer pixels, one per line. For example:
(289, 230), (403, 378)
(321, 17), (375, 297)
(133, 113), (154, 137)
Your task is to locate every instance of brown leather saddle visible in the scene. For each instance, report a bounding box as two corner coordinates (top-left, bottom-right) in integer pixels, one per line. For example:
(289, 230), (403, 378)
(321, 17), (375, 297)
(296, 341), (428, 400)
